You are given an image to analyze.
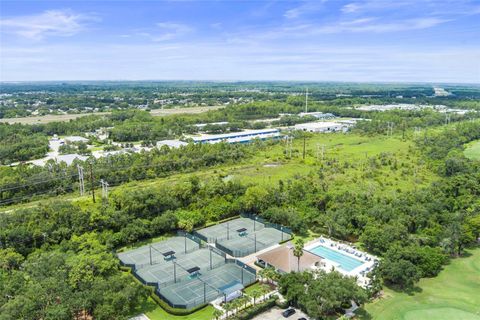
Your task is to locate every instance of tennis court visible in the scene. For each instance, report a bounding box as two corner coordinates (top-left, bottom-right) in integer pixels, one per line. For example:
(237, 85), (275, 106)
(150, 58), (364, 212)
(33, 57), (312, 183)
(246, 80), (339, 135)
(194, 217), (265, 243)
(118, 235), (200, 269)
(158, 262), (256, 309)
(217, 226), (290, 257)
(135, 247), (226, 286)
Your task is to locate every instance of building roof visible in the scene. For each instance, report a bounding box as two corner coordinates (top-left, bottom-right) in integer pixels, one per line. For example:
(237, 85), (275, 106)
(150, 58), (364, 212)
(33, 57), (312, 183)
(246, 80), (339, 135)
(294, 121), (345, 130)
(55, 154), (89, 165)
(188, 129), (280, 144)
(193, 121), (229, 128)
(187, 266), (200, 274)
(218, 281), (244, 295)
(156, 140), (188, 148)
(64, 136), (89, 143)
(256, 243), (323, 273)
(299, 112), (335, 118)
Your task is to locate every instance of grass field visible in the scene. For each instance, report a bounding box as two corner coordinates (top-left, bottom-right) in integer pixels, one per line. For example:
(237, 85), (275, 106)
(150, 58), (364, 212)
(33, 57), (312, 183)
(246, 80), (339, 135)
(1, 132), (436, 214)
(358, 247), (480, 320)
(133, 297), (215, 320)
(464, 140), (480, 160)
(0, 106), (223, 125)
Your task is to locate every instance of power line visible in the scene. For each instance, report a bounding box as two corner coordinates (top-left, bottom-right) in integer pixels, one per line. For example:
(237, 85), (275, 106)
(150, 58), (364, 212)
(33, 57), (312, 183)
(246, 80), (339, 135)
(100, 179), (109, 200)
(0, 173), (79, 193)
(89, 162), (96, 203)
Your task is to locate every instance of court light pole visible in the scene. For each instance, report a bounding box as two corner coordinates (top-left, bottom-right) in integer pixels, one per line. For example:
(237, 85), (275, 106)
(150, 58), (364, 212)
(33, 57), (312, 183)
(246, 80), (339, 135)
(209, 247), (212, 270)
(203, 282), (206, 303)
(149, 245), (152, 265)
(241, 265), (244, 284)
(173, 261), (177, 283)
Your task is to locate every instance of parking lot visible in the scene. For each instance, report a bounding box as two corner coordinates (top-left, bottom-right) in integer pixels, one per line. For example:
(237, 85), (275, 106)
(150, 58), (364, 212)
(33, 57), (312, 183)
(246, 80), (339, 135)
(251, 306), (309, 320)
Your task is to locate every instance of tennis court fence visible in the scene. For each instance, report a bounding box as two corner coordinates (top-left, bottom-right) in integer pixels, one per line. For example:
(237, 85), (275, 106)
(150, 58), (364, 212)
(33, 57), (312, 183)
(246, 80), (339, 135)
(241, 213), (292, 235)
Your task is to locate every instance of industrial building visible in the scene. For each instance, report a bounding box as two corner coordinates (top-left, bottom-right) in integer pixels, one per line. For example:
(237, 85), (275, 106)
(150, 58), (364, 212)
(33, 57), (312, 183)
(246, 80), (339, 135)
(64, 136), (89, 144)
(156, 139), (188, 149)
(298, 112), (335, 119)
(193, 121), (229, 128)
(188, 129), (281, 144)
(294, 121), (348, 133)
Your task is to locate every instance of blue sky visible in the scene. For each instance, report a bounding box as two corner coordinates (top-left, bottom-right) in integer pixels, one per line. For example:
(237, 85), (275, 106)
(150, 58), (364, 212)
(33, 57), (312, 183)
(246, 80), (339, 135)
(1, 0), (479, 83)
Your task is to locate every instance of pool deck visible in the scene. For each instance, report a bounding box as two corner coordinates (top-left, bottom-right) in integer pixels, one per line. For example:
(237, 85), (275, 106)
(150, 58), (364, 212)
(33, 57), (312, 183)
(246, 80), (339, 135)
(304, 237), (378, 287)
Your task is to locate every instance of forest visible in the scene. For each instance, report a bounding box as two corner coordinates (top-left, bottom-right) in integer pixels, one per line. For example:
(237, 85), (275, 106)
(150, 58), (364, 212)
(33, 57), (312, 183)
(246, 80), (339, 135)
(1, 117), (480, 319)
(1, 83), (480, 319)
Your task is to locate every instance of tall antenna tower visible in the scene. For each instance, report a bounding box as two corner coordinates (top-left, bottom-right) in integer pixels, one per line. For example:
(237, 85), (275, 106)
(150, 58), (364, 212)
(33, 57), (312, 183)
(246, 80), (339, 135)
(100, 179), (109, 200)
(445, 113), (451, 125)
(305, 87), (308, 113)
(387, 122), (394, 136)
(285, 136), (293, 158)
(77, 165), (85, 196)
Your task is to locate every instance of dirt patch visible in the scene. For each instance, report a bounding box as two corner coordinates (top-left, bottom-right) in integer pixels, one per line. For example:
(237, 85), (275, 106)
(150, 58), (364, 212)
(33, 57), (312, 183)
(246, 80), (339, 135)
(263, 163), (281, 168)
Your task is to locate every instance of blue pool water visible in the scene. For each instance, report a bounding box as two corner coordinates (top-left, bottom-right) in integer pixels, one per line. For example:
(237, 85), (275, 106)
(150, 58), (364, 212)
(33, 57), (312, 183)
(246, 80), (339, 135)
(308, 244), (364, 272)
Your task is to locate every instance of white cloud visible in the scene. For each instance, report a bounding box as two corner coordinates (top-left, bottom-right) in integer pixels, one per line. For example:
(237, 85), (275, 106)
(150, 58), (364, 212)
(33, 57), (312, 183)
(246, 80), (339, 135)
(0, 9), (98, 40)
(342, 3), (361, 13)
(2, 41), (478, 83)
(284, 0), (327, 19)
(316, 17), (450, 33)
(152, 22), (193, 41)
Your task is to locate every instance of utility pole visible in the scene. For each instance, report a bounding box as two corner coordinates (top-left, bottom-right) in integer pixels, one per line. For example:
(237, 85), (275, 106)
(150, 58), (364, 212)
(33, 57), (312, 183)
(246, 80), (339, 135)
(386, 122), (394, 136)
(77, 165), (85, 196)
(305, 87), (308, 113)
(89, 162), (96, 203)
(285, 136), (293, 158)
(445, 113), (451, 125)
(289, 136), (293, 158)
(316, 144), (326, 160)
(414, 127), (421, 137)
(100, 179), (109, 200)
(302, 135), (306, 160)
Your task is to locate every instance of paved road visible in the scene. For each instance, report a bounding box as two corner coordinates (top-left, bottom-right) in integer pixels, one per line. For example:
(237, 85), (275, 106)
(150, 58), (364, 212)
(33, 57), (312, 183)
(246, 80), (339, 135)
(251, 306), (309, 320)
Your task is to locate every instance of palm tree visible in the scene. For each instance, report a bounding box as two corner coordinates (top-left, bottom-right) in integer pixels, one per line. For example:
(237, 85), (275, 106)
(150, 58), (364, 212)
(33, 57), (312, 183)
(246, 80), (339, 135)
(293, 238), (305, 272)
(238, 295), (250, 309)
(257, 267), (269, 283)
(231, 298), (242, 314)
(261, 266), (279, 284)
(260, 284), (270, 301)
(250, 289), (262, 305)
(270, 268), (280, 284)
(213, 308), (223, 320)
(224, 302), (234, 318)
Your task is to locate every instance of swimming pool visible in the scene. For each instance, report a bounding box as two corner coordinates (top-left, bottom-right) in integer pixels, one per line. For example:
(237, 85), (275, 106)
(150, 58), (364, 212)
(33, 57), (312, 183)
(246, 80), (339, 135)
(308, 244), (364, 272)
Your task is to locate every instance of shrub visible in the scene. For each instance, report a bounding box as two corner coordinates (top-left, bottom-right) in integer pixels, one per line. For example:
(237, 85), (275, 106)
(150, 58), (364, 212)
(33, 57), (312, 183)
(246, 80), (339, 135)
(232, 297), (276, 320)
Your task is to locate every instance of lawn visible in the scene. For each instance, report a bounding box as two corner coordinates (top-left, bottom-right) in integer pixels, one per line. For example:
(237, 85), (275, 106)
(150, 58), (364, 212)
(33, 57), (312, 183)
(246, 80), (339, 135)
(358, 247), (480, 320)
(243, 281), (271, 296)
(133, 297), (215, 320)
(464, 140), (480, 160)
(1, 131), (436, 214)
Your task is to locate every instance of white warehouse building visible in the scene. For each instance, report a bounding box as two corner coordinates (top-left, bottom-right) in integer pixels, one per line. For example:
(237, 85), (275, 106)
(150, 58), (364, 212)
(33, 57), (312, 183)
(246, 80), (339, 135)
(294, 121), (348, 133)
(188, 129), (281, 144)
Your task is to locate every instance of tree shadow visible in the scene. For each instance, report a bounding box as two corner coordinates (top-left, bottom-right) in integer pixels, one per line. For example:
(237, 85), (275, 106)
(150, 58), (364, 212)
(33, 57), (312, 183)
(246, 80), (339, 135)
(354, 308), (373, 320)
(386, 283), (423, 296)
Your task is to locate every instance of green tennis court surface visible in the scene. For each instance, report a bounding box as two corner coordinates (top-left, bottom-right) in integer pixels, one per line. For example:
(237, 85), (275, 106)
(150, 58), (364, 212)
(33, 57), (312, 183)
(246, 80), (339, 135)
(118, 229), (257, 309)
(194, 217), (291, 257)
